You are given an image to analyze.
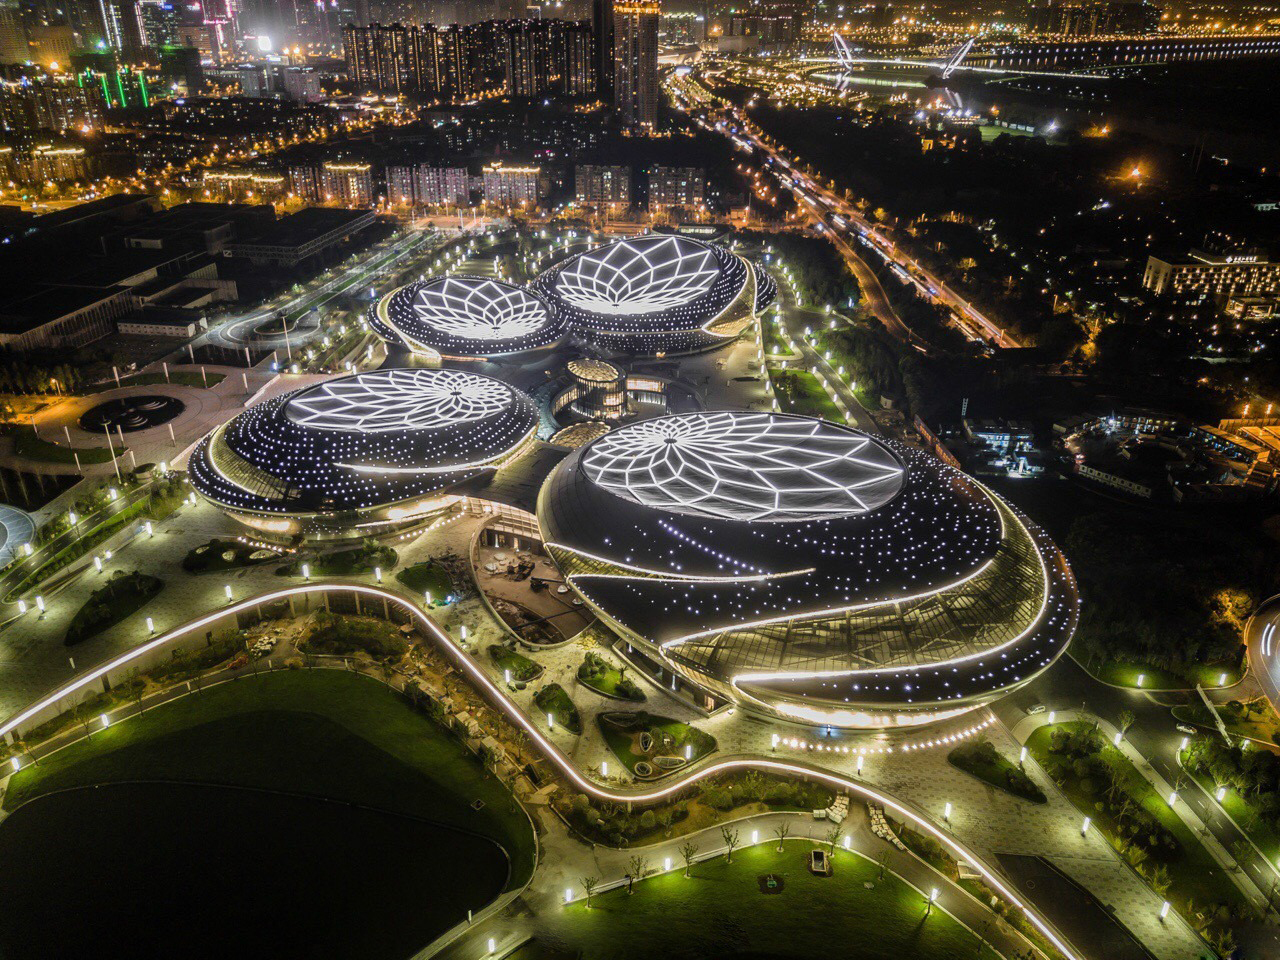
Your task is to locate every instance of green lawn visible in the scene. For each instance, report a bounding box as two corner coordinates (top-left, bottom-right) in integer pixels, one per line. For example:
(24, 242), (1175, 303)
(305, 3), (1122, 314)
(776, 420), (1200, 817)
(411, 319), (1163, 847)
(12, 426), (119, 465)
(1083, 655), (1241, 691)
(64, 572), (164, 646)
(3, 670), (535, 886)
(769, 368), (845, 422)
(396, 560), (454, 599)
(598, 711), (717, 776)
(489, 644), (543, 683)
(534, 683), (581, 734)
(543, 842), (1000, 960)
(1028, 723), (1251, 943)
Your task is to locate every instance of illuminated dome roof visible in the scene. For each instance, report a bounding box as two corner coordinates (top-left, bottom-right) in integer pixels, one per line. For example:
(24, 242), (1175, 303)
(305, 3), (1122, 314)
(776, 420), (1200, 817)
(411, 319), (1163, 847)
(532, 234), (759, 355)
(538, 411), (1077, 727)
(370, 276), (562, 359)
(190, 369), (537, 522)
(553, 235), (722, 314)
(581, 413), (903, 522)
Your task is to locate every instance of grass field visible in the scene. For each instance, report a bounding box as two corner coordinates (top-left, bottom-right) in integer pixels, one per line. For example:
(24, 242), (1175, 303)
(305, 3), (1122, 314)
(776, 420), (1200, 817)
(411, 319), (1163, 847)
(84, 371), (226, 392)
(540, 842), (1001, 960)
(1083, 656), (1241, 691)
(13, 426), (118, 464)
(2, 670), (535, 886)
(534, 683), (581, 734)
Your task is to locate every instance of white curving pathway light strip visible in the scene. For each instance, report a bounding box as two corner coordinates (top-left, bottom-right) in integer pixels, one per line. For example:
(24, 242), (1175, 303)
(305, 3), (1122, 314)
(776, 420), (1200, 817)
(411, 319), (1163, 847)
(0, 583), (1082, 960)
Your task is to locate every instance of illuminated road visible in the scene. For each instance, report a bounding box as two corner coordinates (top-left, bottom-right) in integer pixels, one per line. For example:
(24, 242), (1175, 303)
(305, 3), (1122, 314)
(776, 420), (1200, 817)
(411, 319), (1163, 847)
(671, 71), (1019, 348)
(1245, 594), (1280, 720)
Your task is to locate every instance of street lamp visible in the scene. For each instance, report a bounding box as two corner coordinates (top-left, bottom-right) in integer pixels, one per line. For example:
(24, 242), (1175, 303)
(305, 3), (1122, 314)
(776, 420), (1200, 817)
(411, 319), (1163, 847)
(1159, 901), (1170, 921)
(1081, 816), (1091, 835)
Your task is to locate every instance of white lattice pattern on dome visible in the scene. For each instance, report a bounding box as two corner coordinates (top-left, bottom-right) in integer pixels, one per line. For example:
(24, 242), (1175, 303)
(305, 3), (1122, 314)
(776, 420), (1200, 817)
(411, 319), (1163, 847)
(554, 236), (722, 314)
(582, 412), (905, 522)
(411, 278), (551, 339)
(286, 369), (515, 433)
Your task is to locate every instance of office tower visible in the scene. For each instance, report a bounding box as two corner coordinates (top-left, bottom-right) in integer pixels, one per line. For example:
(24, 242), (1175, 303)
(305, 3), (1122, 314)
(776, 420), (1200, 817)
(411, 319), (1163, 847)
(613, 1), (657, 130)
(592, 0), (613, 103)
(137, 0), (178, 47)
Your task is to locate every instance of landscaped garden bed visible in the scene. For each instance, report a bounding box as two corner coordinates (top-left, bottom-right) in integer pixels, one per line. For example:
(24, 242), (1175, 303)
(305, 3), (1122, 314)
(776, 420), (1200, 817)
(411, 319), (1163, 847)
(556, 770), (832, 848)
(577, 652), (644, 701)
(488, 644), (543, 683)
(597, 710), (716, 779)
(277, 541), (397, 578)
(395, 560), (454, 600)
(64, 571), (164, 646)
(948, 738), (1046, 803)
(533, 683), (581, 734)
(182, 538), (280, 573)
(300, 612), (409, 661)
(1029, 721), (1254, 955)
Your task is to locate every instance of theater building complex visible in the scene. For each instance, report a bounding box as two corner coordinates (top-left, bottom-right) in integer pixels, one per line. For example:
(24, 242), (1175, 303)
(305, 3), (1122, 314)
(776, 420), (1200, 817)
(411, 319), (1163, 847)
(190, 233), (1075, 728)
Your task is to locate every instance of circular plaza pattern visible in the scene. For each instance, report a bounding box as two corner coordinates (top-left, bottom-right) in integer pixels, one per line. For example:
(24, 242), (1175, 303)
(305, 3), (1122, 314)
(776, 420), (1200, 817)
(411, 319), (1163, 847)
(79, 395), (185, 433)
(539, 411), (1077, 728)
(189, 368), (538, 538)
(369, 276), (562, 360)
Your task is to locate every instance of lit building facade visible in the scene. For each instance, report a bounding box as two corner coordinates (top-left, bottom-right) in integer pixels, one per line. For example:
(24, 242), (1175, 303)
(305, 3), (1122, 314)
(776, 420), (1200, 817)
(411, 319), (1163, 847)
(538, 411), (1078, 727)
(532, 233), (772, 354)
(190, 368), (540, 539)
(575, 164), (631, 211)
(1142, 250), (1280, 302)
(482, 161), (543, 208)
(613, 1), (659, 130)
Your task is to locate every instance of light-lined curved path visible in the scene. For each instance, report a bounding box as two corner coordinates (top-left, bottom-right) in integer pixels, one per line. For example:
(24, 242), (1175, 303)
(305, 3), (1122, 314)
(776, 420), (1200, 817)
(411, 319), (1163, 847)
(1, 582), (1086, 960)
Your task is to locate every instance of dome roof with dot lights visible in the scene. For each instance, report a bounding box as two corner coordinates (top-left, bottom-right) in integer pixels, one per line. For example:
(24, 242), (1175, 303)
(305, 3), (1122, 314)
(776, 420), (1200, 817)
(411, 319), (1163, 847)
(538, 412), (1077, 728)
(190, 369), (538, 528)
(532, 235), (767, 355)
(370, 276), (563, 359)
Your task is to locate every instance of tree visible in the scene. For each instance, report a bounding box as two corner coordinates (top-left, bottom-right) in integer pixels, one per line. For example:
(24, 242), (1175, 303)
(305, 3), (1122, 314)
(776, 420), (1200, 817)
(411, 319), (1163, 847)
(626, 855), (648, 894)
(579, 875), (599, 908)
(721, 825), (740, 863)
(658, 805), (675, 837)
(680, 841), (699, 878)
(1118, 710), (1135, 736)
(774, 820), (791, 851)
(824, 825), (842, 855)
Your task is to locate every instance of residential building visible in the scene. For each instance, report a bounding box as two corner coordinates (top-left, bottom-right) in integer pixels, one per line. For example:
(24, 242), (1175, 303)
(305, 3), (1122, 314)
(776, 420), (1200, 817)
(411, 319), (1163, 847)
(482, 161), (542, 208)
(613, 1), (658, 130)
(319, 160), (375, 206)
(575, 163), (631, 210)
(648, 165), (703, 211)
